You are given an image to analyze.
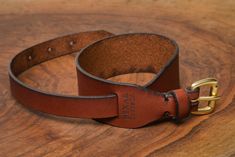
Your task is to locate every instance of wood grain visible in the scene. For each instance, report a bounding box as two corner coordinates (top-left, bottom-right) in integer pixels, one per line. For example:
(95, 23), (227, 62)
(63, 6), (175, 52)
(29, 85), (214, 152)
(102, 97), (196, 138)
(0, 0), (234, 156)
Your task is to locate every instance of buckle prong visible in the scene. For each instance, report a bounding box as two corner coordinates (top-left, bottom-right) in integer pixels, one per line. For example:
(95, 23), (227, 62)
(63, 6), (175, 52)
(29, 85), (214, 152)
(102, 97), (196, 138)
(191, 78), (220, 115)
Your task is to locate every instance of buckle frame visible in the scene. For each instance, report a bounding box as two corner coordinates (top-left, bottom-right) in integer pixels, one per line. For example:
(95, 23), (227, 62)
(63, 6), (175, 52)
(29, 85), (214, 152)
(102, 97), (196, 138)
(191, 78), (220, 115)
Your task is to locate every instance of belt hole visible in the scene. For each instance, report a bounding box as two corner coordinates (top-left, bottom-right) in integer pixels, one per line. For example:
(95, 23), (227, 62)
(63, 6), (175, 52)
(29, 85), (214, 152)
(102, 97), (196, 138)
(47, 47), (53, 52)
(69, 41), (75, 46)
(28, 55), (32, 61)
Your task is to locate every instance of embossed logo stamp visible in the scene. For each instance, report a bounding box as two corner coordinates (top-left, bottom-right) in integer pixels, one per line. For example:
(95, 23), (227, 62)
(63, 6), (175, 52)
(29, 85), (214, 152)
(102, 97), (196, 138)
(119, 93), (135, 119)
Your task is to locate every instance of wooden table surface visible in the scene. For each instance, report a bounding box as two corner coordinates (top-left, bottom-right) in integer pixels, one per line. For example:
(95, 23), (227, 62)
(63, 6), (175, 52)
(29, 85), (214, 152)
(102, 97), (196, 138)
(0, 0), (235, 157)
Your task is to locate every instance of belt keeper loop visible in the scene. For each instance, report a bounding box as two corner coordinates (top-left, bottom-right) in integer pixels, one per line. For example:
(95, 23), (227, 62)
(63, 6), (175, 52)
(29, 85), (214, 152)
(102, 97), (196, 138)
(169, 91), (180, 122)
(170, 89), (191, 122)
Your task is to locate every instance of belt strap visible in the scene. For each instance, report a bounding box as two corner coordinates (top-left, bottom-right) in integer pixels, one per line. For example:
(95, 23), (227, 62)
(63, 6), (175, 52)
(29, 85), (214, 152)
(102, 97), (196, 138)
(9, 30), (201, 128)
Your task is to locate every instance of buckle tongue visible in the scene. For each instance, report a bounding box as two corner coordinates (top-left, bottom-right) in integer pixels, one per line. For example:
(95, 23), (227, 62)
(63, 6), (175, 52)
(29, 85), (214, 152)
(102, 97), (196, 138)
(191, 78), (220, 115)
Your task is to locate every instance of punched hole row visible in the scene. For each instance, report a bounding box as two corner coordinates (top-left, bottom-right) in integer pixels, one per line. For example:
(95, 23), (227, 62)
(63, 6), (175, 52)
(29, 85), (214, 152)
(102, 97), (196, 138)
(27, 40), (76, 61)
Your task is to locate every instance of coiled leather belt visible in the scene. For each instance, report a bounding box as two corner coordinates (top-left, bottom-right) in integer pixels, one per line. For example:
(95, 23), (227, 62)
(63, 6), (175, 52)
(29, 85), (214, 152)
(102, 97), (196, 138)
(8, 30), (220, 128)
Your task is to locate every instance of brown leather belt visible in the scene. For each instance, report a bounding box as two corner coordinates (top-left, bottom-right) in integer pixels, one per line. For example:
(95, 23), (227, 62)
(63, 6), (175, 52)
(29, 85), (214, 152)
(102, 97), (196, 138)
(8, 30), (220, 128)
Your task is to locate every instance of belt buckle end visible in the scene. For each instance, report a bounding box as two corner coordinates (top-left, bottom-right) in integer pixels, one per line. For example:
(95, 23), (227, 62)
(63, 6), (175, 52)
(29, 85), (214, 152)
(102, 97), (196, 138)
(190, 78), (220, 115)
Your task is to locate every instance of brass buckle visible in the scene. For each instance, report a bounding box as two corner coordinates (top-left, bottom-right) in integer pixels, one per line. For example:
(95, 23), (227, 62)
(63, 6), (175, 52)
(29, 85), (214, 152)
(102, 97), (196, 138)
(191, 78), (220, 115)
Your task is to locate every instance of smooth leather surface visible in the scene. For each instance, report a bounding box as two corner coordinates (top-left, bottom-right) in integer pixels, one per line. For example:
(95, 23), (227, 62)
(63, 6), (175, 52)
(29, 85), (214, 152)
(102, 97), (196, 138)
(9, 30), (199, 128)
